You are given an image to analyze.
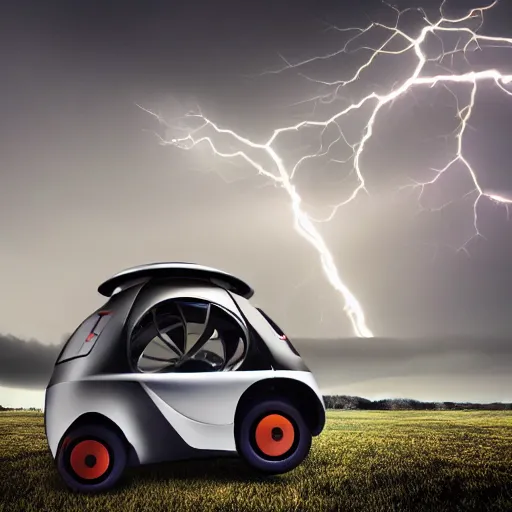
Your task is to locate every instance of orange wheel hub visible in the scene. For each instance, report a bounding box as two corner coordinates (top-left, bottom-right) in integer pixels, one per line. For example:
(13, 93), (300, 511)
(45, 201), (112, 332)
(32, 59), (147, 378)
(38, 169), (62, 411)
(255, 414), (295, 457)
(70, 440), (110, 480)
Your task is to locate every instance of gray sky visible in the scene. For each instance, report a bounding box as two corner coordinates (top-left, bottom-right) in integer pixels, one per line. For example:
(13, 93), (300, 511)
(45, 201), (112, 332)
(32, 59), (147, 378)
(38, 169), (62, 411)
(1, 0), (512, 407)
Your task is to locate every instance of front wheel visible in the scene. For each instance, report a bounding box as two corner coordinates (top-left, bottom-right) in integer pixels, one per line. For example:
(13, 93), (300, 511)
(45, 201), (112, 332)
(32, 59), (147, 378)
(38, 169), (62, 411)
(236, 399), (312, 474)
(56, 424), (127, 493)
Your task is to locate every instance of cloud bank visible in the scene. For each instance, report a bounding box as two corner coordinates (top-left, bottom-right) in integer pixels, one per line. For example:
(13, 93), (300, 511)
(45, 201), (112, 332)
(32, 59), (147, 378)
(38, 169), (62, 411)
(0, 334), (64, 389)
(1, 333), (511, 401)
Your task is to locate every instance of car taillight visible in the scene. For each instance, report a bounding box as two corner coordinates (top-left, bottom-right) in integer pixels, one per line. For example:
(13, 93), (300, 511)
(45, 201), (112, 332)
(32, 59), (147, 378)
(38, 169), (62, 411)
(85, 311), (112, 342)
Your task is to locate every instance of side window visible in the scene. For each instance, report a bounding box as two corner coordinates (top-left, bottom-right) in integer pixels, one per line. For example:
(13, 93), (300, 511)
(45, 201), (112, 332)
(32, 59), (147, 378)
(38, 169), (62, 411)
(130, 299), (248, 373)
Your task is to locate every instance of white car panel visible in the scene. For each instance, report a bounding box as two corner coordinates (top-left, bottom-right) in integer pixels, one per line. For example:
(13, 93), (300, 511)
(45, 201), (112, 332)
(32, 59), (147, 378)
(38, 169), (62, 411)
(141, 383), (236, 451)
(86, 371), (275, 425)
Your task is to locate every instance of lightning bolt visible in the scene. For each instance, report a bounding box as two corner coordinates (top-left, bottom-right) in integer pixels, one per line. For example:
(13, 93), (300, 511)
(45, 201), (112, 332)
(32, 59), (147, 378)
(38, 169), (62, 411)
(139, 0), (512, 338)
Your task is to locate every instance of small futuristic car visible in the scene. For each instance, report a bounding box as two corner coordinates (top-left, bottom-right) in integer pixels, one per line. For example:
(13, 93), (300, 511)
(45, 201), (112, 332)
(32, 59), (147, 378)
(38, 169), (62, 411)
(45, 262), (325, 493)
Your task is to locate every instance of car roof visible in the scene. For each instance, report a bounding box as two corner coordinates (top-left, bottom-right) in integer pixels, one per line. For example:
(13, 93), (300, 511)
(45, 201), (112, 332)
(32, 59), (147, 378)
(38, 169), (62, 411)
(97, 262), (254, 299)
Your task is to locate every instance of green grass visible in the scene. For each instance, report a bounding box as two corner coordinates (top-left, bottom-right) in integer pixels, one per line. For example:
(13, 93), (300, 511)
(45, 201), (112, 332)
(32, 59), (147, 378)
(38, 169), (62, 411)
(0, 410), (511, 512)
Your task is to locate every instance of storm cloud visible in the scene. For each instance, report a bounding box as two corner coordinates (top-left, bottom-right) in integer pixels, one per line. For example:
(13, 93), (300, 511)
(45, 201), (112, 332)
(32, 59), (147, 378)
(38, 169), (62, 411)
(294, 337), (512, 390)
(1, 333), (510, 402)
(0, 334), (65, 389)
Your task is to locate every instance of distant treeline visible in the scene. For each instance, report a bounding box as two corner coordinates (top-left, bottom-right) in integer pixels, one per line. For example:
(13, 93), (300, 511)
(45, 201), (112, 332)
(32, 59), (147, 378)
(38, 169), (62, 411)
(0, 406), (41, 411)
(323, 395), (512, 410)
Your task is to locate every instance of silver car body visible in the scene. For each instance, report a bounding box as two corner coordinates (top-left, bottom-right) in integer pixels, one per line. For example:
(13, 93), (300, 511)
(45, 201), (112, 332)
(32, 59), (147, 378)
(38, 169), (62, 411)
(45, 263), (325, 466)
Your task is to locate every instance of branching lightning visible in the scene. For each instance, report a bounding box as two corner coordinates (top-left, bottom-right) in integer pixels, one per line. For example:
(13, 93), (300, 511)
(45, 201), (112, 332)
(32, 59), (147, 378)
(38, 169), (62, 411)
(139, 1), (512, 338)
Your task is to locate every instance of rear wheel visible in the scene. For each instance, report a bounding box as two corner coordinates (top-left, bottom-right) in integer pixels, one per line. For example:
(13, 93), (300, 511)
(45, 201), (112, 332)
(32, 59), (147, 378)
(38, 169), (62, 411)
(56, 424), (127, 493)
(236, 399), (312, 474)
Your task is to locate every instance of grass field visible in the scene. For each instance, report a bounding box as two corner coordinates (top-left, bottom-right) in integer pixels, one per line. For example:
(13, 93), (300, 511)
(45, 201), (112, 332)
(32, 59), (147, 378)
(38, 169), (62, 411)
(0, 410), (511, 512)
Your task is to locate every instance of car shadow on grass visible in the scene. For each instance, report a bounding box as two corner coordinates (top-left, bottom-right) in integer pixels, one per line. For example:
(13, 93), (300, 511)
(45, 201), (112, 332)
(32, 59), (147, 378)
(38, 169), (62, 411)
(118, 456), (284, 489)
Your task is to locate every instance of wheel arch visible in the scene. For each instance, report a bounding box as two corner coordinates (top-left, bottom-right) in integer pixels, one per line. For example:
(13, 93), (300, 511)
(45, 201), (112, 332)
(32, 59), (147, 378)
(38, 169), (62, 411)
(57, 412), (139, 467)
(234, 377), (325, 436)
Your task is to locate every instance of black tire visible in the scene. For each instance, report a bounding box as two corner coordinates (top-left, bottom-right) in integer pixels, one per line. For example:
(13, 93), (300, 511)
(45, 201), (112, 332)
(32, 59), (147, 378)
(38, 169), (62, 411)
(236, 398), (312, 475)
(56, 424), (127, 493)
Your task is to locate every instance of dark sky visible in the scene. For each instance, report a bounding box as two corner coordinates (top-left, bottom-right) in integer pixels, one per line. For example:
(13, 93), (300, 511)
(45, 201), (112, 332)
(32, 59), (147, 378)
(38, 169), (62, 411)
(1, 0), (512, 405)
